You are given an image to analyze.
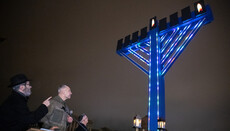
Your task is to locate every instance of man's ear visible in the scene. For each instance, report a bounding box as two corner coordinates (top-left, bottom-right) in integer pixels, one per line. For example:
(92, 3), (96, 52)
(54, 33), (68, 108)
(19, 84), (25, 92)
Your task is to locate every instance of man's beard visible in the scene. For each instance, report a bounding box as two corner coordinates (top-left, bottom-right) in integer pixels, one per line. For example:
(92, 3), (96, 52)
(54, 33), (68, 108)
(23, 87), (32, 96)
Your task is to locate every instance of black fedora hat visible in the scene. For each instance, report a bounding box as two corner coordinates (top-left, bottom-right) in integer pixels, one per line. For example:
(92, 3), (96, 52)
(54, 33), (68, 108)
(78, 113), (86, 122)
(8, 74), (30, 87)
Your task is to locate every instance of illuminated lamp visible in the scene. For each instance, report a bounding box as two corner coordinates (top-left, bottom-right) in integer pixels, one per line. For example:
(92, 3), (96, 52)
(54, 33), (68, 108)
(133, 115), (142, 130)
(159, 17), (167, 31)
(140, 27), (147, 40)
(194, 0), (206, 16)
(170, 12), (179, 27)
(116, 38), (123, 52)
(181, 6), (191, 22)
(132, 31), (139, 43)
(157, 119), (167, 131)
(149, 16), (157, 30)
(124, 35), (131, 47)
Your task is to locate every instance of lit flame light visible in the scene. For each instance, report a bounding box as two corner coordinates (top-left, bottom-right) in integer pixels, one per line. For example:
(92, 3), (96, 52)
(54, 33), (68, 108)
(197, 3), (203, 13)
(152, 19), (155, 27)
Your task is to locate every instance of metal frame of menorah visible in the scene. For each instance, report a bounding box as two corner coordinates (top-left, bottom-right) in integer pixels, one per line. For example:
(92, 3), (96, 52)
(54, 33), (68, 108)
(116, 0), (213, 130)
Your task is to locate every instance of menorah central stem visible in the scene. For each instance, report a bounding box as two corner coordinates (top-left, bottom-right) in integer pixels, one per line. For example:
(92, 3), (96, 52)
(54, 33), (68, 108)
(148, 29), (166, 131)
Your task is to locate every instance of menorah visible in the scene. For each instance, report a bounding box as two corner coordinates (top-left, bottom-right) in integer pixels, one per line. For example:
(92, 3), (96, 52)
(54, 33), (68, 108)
(116, 0), (213, 130)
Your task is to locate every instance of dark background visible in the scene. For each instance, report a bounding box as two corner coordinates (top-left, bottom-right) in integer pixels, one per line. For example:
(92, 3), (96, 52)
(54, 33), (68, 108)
(0, 0), (229, 130)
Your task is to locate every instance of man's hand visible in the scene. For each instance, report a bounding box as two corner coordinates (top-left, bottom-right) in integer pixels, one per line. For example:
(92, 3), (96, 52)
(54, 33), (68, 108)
(67, 115), (73, 123)
(50, 126), (59, 130)
(42, 96), (52, 107)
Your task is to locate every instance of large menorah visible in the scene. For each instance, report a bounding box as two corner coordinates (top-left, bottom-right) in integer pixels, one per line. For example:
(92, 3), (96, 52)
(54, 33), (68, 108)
(116, 0), (213, 130)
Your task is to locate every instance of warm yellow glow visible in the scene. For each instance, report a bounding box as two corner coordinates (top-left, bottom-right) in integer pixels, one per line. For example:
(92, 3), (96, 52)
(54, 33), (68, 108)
(133, 117), (142, 128)
(197, 3), (203, 13)
(151, 19), (155, 27)
(158, 121), (166, 128)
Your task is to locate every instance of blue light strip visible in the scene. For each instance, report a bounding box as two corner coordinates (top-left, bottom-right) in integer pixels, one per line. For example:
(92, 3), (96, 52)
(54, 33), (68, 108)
(160, 33), (168, 43)
(161, 25), (191, 65)
(140, 48), (150, 55)
(121, 52), (149, 75)
(144, 41), (151, 47)
(156, 32), (160, 119)
(161, 18), (205, 75)
(148, 35), (152, 131)
(136, 44), (150, 55)
(128, 48), (150, 65)
(161, 28), (179, 54)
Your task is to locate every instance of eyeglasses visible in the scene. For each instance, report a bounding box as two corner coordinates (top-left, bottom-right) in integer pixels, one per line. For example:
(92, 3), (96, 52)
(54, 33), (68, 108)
(24, 83), (31, 86)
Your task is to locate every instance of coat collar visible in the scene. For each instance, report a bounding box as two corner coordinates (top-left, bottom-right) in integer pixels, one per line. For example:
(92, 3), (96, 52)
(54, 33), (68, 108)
(12, 90), (29, 101)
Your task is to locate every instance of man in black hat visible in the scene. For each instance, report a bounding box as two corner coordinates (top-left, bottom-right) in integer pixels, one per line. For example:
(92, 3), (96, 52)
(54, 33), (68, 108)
(0, 74), (52, 131)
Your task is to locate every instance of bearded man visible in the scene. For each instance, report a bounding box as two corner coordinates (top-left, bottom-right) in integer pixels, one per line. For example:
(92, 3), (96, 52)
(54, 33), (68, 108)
(0, 74), (51, 131)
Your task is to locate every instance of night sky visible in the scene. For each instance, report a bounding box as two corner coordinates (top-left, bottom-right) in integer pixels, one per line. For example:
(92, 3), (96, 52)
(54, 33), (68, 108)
(0, 0), (230, 130)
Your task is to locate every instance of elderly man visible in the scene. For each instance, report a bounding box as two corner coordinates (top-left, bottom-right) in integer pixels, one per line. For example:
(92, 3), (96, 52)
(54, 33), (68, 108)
(41, 85), (73, 131)
(0, 74), (51, 131)
(75, 114), (89, 131)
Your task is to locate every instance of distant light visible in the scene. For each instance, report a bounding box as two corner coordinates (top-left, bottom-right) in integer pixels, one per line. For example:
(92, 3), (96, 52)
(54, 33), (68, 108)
(151, 19), (155, 27)
(157, 119), (166, 129)
(133, 115), (142, 128)
(149, 16), (157, 30)
(194, 0), (206, 16)
(197, 3), (203, 13)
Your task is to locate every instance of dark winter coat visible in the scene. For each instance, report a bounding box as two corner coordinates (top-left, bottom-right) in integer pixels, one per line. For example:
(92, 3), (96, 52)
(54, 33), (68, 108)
(0, 91), (48, 131)
(75, 123), (88, 131)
